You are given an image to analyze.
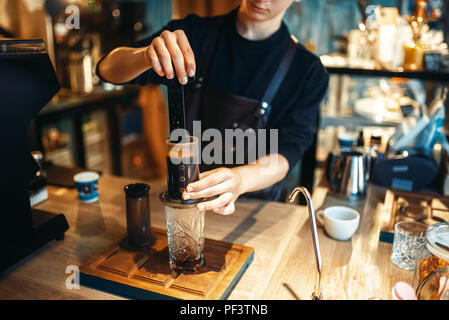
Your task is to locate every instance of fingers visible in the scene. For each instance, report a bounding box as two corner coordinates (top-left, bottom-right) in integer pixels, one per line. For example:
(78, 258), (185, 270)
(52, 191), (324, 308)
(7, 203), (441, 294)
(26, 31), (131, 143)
(146, 45), (164, 77)
(148, 30), (195, 84)
(161, 30), (187, 84)
(186, 168), (238, 215)
(187, 168), (232, 192)
(213, 201), (235, 215)
(183, 179), (234, 200)
(197, 192), (233, 211)
(152, 36), (174, 80)
(175, 30), (196, 77)
(198, 168), (223, 180)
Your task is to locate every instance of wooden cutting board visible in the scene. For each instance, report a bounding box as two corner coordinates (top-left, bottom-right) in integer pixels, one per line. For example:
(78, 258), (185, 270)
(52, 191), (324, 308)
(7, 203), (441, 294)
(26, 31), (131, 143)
(380, 189), (449, 243)
(79, 227), (254, 300)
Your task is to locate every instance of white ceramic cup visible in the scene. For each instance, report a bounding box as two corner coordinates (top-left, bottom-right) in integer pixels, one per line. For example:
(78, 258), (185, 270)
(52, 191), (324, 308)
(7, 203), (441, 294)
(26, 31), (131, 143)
(316, 206), (360, 241)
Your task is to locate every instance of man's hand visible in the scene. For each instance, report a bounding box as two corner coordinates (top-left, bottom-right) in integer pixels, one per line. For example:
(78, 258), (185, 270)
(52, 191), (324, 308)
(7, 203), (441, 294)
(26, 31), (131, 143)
(146, 29), (196, 85)
(97, 29), (195, 85)
(182, 154), (289, 216)
(182, 168), (243, 215)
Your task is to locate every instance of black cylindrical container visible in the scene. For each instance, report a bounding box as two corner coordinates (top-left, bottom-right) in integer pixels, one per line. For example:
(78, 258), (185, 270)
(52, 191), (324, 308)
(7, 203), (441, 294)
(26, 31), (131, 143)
(166, 136), (201, 204)
(124, 183), (154, 248)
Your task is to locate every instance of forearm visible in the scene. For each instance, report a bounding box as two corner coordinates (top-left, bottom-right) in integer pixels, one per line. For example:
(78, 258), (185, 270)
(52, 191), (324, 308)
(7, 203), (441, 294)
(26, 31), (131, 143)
(98, 47), (151, 84)
(233, 153), (290, 195)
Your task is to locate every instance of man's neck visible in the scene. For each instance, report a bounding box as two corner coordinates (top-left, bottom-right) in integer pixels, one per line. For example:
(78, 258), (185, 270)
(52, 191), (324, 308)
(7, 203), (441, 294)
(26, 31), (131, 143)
(236, 9), (283, 41)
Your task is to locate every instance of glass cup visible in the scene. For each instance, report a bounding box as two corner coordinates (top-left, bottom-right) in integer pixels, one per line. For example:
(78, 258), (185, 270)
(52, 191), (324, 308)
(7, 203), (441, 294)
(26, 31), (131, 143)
(165, 204), (205, 273)
(391, 221), (428, 271)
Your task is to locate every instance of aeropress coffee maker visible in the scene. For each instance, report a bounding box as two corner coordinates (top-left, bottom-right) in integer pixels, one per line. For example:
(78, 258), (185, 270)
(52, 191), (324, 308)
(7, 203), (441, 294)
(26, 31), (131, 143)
(159, 81), (206, 273)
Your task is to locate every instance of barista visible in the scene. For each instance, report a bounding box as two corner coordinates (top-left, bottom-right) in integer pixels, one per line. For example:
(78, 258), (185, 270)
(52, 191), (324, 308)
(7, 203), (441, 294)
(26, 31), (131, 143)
(97, 0), (329, 214)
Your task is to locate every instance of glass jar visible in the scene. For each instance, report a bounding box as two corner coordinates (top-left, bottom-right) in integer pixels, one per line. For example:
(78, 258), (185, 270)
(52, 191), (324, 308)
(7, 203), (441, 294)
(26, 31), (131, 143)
(403, 42), (425, 71)
(413, 223), (449, 300)
(164, 204), (205, 273)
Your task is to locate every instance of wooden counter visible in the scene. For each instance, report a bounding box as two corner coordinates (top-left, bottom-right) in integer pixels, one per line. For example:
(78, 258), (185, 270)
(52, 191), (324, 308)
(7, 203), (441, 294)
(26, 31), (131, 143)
(0, 174), (413, 300)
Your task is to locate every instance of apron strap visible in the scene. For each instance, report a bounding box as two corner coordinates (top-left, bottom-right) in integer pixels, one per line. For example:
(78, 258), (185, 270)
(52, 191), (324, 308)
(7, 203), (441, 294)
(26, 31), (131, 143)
(261, 37), (297, 105)
(259, 36), (297, 124)
(186, 17), (225, 132)
(197, 17), (226, 82)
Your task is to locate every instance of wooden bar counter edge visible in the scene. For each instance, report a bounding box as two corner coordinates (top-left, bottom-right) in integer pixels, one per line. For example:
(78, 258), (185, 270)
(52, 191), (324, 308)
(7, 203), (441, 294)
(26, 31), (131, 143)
(0, 174), (413, 300)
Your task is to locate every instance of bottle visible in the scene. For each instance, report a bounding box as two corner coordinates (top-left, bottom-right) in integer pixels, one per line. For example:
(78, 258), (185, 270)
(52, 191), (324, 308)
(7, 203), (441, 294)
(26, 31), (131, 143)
(415, 0), (428, 23)
(403, 0), (429, 71)
(403, 41), (426, 70)
(357, 130), (365, 147)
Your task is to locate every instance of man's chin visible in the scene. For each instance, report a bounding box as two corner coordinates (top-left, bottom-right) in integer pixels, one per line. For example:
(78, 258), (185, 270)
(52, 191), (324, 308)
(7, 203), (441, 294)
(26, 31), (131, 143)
(245, 11), (271, 21)
(241, 3), (271, 20)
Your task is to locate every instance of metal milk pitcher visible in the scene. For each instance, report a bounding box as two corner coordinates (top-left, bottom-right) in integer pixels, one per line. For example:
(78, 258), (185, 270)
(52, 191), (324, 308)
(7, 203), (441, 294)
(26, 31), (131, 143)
(326, 149), (370, 200)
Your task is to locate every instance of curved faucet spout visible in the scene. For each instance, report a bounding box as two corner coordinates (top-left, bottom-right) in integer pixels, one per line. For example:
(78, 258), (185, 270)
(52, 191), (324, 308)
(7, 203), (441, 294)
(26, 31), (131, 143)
(289, 186), (323, 300)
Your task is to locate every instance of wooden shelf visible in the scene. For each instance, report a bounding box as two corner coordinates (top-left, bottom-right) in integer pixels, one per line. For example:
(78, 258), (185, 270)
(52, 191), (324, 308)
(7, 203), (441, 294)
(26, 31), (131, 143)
(325, 66), (449, 82)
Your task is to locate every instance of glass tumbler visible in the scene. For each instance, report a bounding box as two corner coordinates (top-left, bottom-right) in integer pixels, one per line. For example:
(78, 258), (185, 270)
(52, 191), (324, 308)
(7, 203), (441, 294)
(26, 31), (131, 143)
(165, 204), (205, 273)
(391, 221), (428, 271)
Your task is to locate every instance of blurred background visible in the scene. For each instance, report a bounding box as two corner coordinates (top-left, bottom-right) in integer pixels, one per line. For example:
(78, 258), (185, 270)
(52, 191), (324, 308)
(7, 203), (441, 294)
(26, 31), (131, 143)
(1, 0), (448, 194)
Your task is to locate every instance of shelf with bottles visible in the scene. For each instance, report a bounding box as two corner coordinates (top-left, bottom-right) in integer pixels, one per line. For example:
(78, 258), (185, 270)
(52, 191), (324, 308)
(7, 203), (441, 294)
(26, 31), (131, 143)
(316, 124), (396, 163)
(321, 4), (449, 82)
(41, 84), (140, 118)
(82, 110), (113, 175)
(323, 63), (449, 82)
(40, 119), (77, 168)
(321, 72), (427, 129)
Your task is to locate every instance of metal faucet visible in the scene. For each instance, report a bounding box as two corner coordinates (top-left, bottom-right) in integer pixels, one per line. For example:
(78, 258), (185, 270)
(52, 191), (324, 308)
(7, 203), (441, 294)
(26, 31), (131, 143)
(288, 186), (323, 300)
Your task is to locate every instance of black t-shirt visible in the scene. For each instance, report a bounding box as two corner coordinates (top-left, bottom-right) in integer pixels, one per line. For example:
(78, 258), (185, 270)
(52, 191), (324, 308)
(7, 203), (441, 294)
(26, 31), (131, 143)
(100, 8), (329, 172)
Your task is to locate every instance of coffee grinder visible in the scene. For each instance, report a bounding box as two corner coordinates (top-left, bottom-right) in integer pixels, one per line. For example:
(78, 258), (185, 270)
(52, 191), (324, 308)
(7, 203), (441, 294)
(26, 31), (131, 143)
(0, 39), (69, 274)
(159, 80), (206, 273)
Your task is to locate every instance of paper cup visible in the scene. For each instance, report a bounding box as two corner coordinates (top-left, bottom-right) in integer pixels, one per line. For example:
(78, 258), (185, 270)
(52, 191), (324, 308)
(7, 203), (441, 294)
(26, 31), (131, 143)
(74, 171), (100, 203)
